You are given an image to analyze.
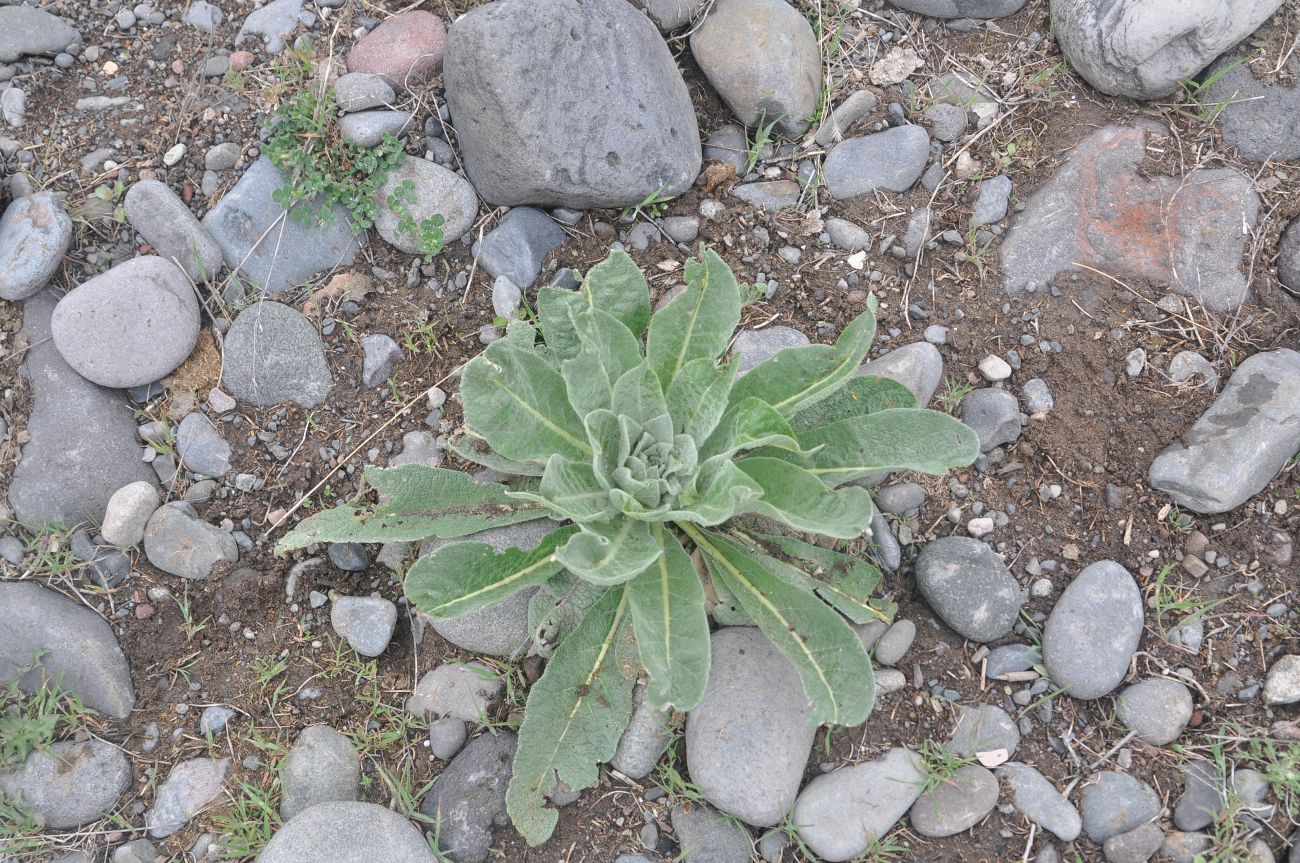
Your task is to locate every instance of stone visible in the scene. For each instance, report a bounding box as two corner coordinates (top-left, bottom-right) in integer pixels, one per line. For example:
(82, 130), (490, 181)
(222, 301), (332, 407)
(1103, 823), (1164, 863)
(873, 619), (914, 666)
(824, 126), (931, 199)
(815, 90), (880, 147)
(978, 354), (1012, 382)
(146, 758), (229, 838)
(176, 413), (232, 477)
(328, 543), (368, 572)
(491, 276), (521, 318)
(183, 1), (224, 31)
(1116, 678), (1194, 745)
(1168, 350), (1219, 390)
(690, 0), (821, 137)
(205, 143), (242, 172)
(825, 217), (871, 251)
(1278, 216), (1300, 295)
(792, 748), (925, 861)
(259, 801), (439, 863)
(1021, 378), (1054, 415)
(948, 703), (1020, 758)
(0, 7), (78, 63)
(909, 763), (999, 837)
(112, 840), (158, 863)
(914, 536), (1022, 643)
(348, 10), (446, 91)
(428, 718), (468, 760)
(1265, 654), (1300, 705)
(892, 0), (1025, 17)
(925, 102), (968, 142)
(331, 596), (398, 657)
(731, 326), (810, 375)
(1043, 561), (1143, 700)
(859, 342), (944, 407)
(961, 388), (1021, 452)
(670, 803), (753, 863)
(611, 682), (673, 780)
(1051, 0), (1283, 99)
(361, 334), (402, 388)
(971, 175), (1012, 227)
(686, 627), (815, 827)
(407, 663), (501, 723)
(1161, 832), (1213, 863)
(629, 0), (706, 31)
(419, 733), (515, 863)
(1173, 760), (1224, 831)
(102, 481), (161, 547)
(0, 192), (74, 301)
(124, 181), (223, 283)
(997, 762), (1081, 841)
(338, 110), (414, 147)
(1080, 771), (1160, 844)
(199, 706), (235, 736)
(333, 73), (394, 113)
(0, 740), (131, 829)
(729, 180), (802, 211)
(445, 0), (701, 209)
(472, 208), (565, 288)
(875, 482), (925, 515)
(144, 502), (239, 580)
(391, 431), (444, 468)
(0, 581), (135, 718)
(235, 0), (303, 53)
(280, 725), (360, 820)
(376, 157), (478, 252)
(1149, 350), (1300, 514)
(202, 157), (362, 296)
(2, 87), (25, 128)
(1000, 124), (1258, 311)
(703, 123), (749, 173)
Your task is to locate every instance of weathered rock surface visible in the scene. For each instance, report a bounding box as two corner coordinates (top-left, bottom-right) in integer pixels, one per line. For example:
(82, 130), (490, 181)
(1079, 771), (1160, 844)
(914, 537), (1022, 643)
(909, 763), (999, 837)
(858, 341), (944, 407)
(124, 180), (223, 283)
(792, 748), (925, 861)
(0, 192), (73, 301)
(0, 7), (78, 63)
(348, 10), (446, 91)
(1205, 52), (1300, 163)
(1116, 678), (1194, 745)
(889, 0), (1025, 18)
(259, 801), (439, 863)
(998, 762), (1082, 841)
(0, 740), (131, 829)
(376, 157), (478, 252)
(279, 725), (360, 820)
(1042, 561), (1143, 699)
(146, 758), (229, 838)
(221, 301), (332, 408)
(143, 502), (239, 580)
(824, 126), (931, 199)
(419, 733), (515, 863)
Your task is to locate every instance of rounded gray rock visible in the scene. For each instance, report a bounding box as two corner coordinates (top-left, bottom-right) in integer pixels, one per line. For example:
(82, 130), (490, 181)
(0, 6), (79, 63)
(146, 757), (229, 838)
(406, 662), (502, 723)
(670, 802), (753, 863)
(873, 619), (915, 667)
(792, 747), (925, 860)
(960, 387), (1022, 452)
(259, 801), (438, 863)
(1079, 771), (1160, 844)
(221, 301), (332, 408)
(143, 502), (239, 580)
(1115, 678), (1193, 745)
(418, 733), (515, 863)
(51, 256), (199, 388)
(914, 536), (1022, 643)
(1042, 560), (1143, 700)
(428, 717), (468, 761)
(947, 703), (1020, 758)
(925, 102), (968, 142)
(123, 181), (223, 283)
(101, 480), (161, 547)
(997, 761), (1081, 842)
(909, 763), (998, 838)
(611, 681), (673, 780)
(890, 0), (1025, 18)
(333, 72), (395, 113)
(338, 110), (414, 147)
(859, 341), (944, 408)
(279, 725), (360, 820)
(176, 413), (233, 478)
(376, 157), (478, 252)
(0, 740), (131, 829)
(824, 126), (931, 200)
(731, 326), (810, 375)
(0, 191), (74, 301)
(331, 596), (398, 657)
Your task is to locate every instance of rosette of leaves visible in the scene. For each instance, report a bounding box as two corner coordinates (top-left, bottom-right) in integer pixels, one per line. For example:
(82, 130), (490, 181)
(278, 248), (978, 845)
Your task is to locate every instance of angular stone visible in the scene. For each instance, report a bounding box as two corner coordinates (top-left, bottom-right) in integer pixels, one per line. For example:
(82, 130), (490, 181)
(221, 301), (332, 408)
(376, 157), (478, 252)
(124, 181), (223, 283)
(1173, 760), (1225, 831)
(1042, 561), (1143, 700)
(815, 90), (880, 148)
(792, 748), (925, 861)
(731, 326), (810, 375)
(914, 536), (1022, 643)
(419, 733), (515, 863)
(332, 73), (394, 114)
(1000, 124), (1258, 311)
(997, 762), (1081, 842)
(234, 0), (302, 53)
(472, 207), (565, 289)
(729, 180), (801, 211)
(1080, 771), (1160, 844)
(445, 0), (701, 209)
(1149, 349), (1300, 514)
(143, 502), (239, 580)
(1103, 822), (1164, 863)
(1205, 53), (1300, 163)
(176, 413), (232, 477)
(348, 10), (446, 92)
(1265, 654), (1300, 706)
(1115, 678), (1193, 745)
(102, 481), (161, 547)
(889, 0), (1025, 17)
(825, 126), (930, 200)
(146, 758), (229, 838)
(259, 801), (439, 863)
(279, 725), (360, 820)
(0, 739), (130, 829)
(961, 387), (1021, 452)
(859, 342), (944, 408)
(428, 718), (467, 761)
(971, 174), (1012, 228)
(361, 334), (402, 388)
(406, 662), (501, 723)
(909, 763), (998, 837)
(331, 596), (398, 657)
(0, 192), (74, 301)
(948, 703), (1020, 758)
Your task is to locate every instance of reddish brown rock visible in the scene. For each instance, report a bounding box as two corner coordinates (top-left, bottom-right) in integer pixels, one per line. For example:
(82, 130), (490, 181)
(347, 10), (446, 91)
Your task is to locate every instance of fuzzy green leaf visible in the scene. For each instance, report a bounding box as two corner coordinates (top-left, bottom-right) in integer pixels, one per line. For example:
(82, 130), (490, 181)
(688, 525), (874, 727)
(735, 457), (874, 539)
(449, 432), (546, 477)
(665, 356), (736, 441)
(404, 524), (578, 620)
(646, 248), (741, 387)
(561, 309), (644, 416)
(276, 465), (548, 553)
(797, 408), (981, 485)
(528, 571), (609, 657)
(611, 363), (670, 430)
(745, 532), (891, 625)
(555, 518), (662, 585)
(536, 286), (584, 361)
(461, 341), (592, 463)
(509, 455), (615, 523)
(507, 587), (637, 845)
(666, 458), (763, 526)
(701, 397), (805, 460)
(787, 375), (917, 436)
(626, 524), (710, 711)
(581, 250), (651, 337)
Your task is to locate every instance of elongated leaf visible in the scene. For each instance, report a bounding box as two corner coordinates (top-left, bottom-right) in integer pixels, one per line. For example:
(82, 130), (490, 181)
(509, 455), (614, 523)
(686, 525), (874, 727)
(537, 286), (584, 361)
(627, 524), (710, 711)
(797, 408), (980, 485)
(449, 432), (546, 477)
(529, 571), (608, 657)
(507, 587), (637, 845)
(646, 248), (741, 387)
(665, 355), (736, 440)
(729, 303), (877, 417)
(788, 375), (916, 436)
(404, 524), (578, 619)
(461, 341), (592, 462)
(611, 363), (669, 430)
(276, 465), (547, 552)
(745, 531), (892, 625)
(581, 250), (651, 336)
(667, 457), (762, 526)
(562, 309), (644, 416)
(701, 397), (805, 460)
(735, 457), (874, 539)
(555, 518), (661, 585)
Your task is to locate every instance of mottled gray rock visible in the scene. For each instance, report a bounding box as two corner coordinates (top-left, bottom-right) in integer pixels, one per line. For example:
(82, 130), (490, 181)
(961, 388), (1022, 452)
(690, 0), (821, 137)
(859, 341), (944, 407)
(176, 413), (232, 477)
(445, 0), (701, 208)
(1161, 831), (1213, 863)
(331, 596), (397, 657)
(205, 143), (242, 172)
(1020, 378), (1054, 415)
(361, 334), (402, 388)
(731, 326), (810, 375)
(111, 840), (157, 863)
(428, 717), (468, 760)
(1149, 349), (1300, 514)
(473, 208), (565, 288)
(235, 0), (303, 53)
(202, 157), (362, 296)
(729, 180), (801, 211)
(670, 803), (753, 863)
(925, 102), (968, 142)
(259, 801), (439, 863)
(327, 542), (368, 572)
(793, 748), (925, 861)
(0, 7), (77, 62)
(143, 502), (239, 580)
(629, 0), (706, 31)
(124, 181), (223, 283)
(376, 157), (478, 252)
(183, 1), (224, 31)
(1043, 561), (1142, 699)
(997, 762), (1081, 841)
(1051, 0), (1283, 99)
(221, 301), (332, 408)
(825, 217), (871, 251)
(909, 763), (998, 837)
(101, 480), (161, 547)
(873, 619), (915, 666)
(891, 0), (1024, 18)
(815, 90), (880, 147)
(915, 537), (1022, 643)
(611, 682), (673, 779)
(824, 126), (931, 199)
(875, 482), (925, 515)
(1265, 654), (1300, 706)
(1116, 678), (1193, 745)
(333, 72), (395, 113)
(280, 725), (360, 820)
(971, 175), (1012, 227)
(407, 662), (501, 723)
(1173, 760), (1224, 831)
(0, 581), (135, 718)
(0, 740), (131, 829)
(948, 703), (1020, 758)
(1278, 216), (1300, 295)
(703, 123), (749, 173)
(199, 705), (235, 736)
(686, 627), (816, 827)
(146, 758), (229, 838)
(419, 733), (515, 863)
(338, 110), (414, 147)
(0, 192), (74, 301)
(1080, 771), (1160, 843)
(1103, 822), (1164, 863)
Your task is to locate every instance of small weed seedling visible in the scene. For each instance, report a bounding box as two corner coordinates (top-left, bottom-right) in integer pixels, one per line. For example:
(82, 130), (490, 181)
(620, 184), (673, 222)
(935, 377), (974, 414)
(0, 655), (94, 771)
(745, 114), (782, 175)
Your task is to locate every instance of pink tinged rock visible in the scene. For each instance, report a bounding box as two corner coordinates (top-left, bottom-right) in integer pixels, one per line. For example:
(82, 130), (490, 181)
(348, 11), (446, 91)
(146, 758), (229, 838)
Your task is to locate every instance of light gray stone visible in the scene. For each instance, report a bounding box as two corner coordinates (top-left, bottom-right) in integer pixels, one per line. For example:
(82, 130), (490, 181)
(815, 90), (879, 147)
(407, 662), (501, 723)
(112, 840), (157, 863)
(333, 72), (395, 113)
(361, 334), (402, 388)
(183, 1), (224, 31)
(419, 733), (515, 863)
(176, 413), (232, 477)
(824, 126), (931, 199)
(925, 102), (968, 142)
(146, 758), (229, 838)
(731, 326), (810, 375)
(703, 123), (749, 173)
(124, 181), (223, 283)
(259, 801), (439, 863)
(948, 703), (1020, 758)
(729, 180), (801, 211)
(222, 301), (332, 407)
(874, 482), (925, 515)
(629, 0), (706, 31)
(1173, 760), (1223, 831)
(1042, 560), (1142, 700)
(1207, 53), (1300, 162)
(873, 619), (915, 667)
(971, 175), (1012, 227)
(101, 481), (161, 547)
(997, 762), (1081, 841)
(670, 803), (753, 863)
(0, 192), (74, 301)
(1160, 831), (1213, 863)
(143, 502), (239, 580)
(280, 725), (360, 820)
(1080, 771), (1160, 844)
(0, 740), (130, 829)
(199, 705), (235, 736)
(859, 341), (944, 407)
(1265, 654), (1300, 706)
(0, 7), (78, 63)
(891, 0), (1025, 18)
(611, 682), (673, 780)
(376, 157), (478, 252)
(825, 217), (871, 251)
(235, 0), (303, 53)
(472, 207), (565, 288)
(338, 110), (414, 148)
(792, 748), (925, 861)
(960, 388), (1021, 452)
(1116, 678), (1193, 745)
(909, 763), (998, 837)
(915, 536), (1022, 643)
(1103, 822), (1164, 863)
(1020, 378), (1054, 415)
(331, 596), (397, 657)
(205, 143), (242, 172)
(428, 717), (468, 760)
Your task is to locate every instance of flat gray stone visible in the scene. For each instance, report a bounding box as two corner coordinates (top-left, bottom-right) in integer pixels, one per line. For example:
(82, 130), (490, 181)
(925, 102), (968, 142)
(690, 0), (821, 137)
(259, 801), (439, 863)
(0, 739), (130, 829)
(891, 0), (1024, 17)
(445, 0), (701, 209)
(1173, 760), (1224, 831)
(1104, 823), (1164, 863)
(143, 502), (239, 580)
(419, 733), (515, 863)
(235, 0), (302, 53)
(611, 681), (673, 780)
(1161, 832), (1213, 863)
(0, 6), (78, 63)
(1205, 52), (1300, 162)
(406, 662), (501, 723)
(909, 763), (998, 838)
(961, 388), (1022, 452)
(376, 157), (478, 252)
(792, 748), (925, 861)
(279, 725), (360, 820)
(729, 180), (801, 211)
(1080, 771), (1160, 844)
(331, 596), (397, 657)
(1116, 678), (1193, 745)
(997, 762), (1081, 841)
(825, 217), (871, 251)
(859, 341), (943, 407)
(914, 536), (1022, 643)
(1278, 216), (1300, 295)
(731, 326), (810, 375)
(183, 1), (224, 31)
(205, 143), (242, 172)
(472, 207), (565, 288)
(333, 72), (395, 113)
(10, 293), (157, 528)
(0, 192), (74, 301)
(202, 157), (362, 296)
(824, 126), (931, 200)
(686, 627), (815, 827)
(124, 181), (223, 283)
(970, 175), (1012, 228)
(1149, 349), (1300, 514)
(1265, 654), (1300, 706)
(221, 301), (332, 408)
(1042, 560), (1143, 700)
(815, 90), (879, 148)
(338, 110), (414, 148)
(146, 758), (229, 838)
(947, 703), (1020, 758)
(428, 717), (468, 760)
(176, 413), (232, 477)
(670, 802), (753, 863)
